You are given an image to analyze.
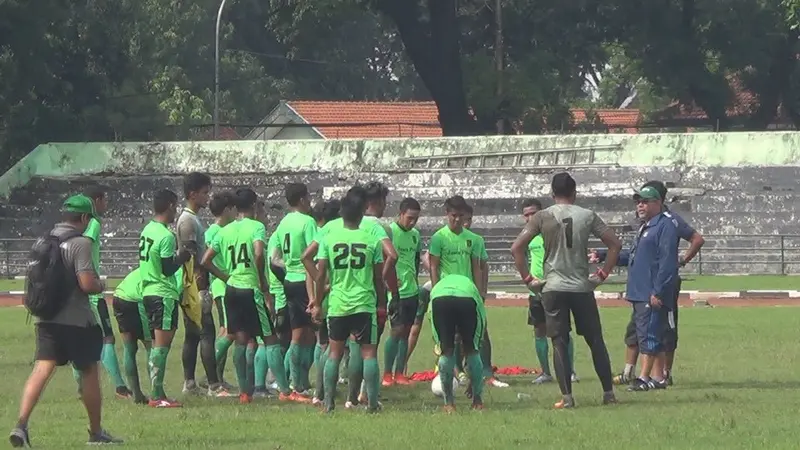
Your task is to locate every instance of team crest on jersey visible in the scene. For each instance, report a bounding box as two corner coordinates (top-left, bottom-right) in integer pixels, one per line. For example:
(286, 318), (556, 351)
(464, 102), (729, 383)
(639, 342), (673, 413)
(412, 235), (417, 244)
(466, 239), (472, 247)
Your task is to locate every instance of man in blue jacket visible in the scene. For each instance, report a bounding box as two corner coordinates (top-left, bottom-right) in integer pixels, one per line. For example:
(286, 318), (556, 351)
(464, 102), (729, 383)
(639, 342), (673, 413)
(624, 186), (680, 392)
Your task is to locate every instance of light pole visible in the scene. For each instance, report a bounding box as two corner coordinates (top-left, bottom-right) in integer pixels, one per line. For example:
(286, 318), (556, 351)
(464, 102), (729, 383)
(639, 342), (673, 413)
(214, 0), (229, 140)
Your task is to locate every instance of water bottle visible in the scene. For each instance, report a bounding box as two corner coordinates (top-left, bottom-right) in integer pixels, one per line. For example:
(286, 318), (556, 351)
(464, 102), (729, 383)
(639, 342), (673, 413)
(516, 393), (532, 400)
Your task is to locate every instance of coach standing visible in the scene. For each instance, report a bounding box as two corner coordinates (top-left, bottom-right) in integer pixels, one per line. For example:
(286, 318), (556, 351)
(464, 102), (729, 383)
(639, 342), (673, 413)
(625, 186), (680, 392)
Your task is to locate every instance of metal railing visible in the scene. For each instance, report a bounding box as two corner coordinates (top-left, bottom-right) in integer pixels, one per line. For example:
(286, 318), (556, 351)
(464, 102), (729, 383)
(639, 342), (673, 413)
(2, 234), (800, 278)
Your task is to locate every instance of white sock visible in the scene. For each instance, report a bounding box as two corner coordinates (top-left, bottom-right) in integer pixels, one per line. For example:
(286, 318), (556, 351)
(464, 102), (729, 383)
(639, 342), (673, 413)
(623, 364), (635, 377)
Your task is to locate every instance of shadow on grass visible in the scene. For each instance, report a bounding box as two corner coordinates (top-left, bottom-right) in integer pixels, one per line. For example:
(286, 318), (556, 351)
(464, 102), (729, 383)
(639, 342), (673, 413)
(679, 379), (800, 390)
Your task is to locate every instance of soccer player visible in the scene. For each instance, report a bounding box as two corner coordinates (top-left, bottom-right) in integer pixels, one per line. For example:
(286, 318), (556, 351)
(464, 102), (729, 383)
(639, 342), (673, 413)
(202, 188), (307, 404)
(140, 189), (191, 408)
(77, 186), (131, 399)
(177, 172), (227, 396)
(429, 274), (487, 412)
(311, 190), (385, 413)
(111, 268), (153, 404)
(510, 172), (621, 409)
(521, 198), (580, 385)
(462, 203), (508, 388)
(10, 195), (122, 446)
(382, 197), (422, 386)
(204, 192), (238, 389)
(274, 183), (318, 394)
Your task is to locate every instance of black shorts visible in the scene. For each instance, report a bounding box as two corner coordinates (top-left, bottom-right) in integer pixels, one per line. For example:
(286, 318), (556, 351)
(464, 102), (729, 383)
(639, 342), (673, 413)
(112, 297), (153, 342)
(328, 313), (377, 345)
(182, 291), (215, 337)
(527, 294), (546, 327)
(390, 295), (419, 328)
(540, 291), (602, 339)
(431, 296), (484, 355)
(143, 296), (180, 331)
(274, 307), (291, 338)
(284, 281), (313, 329)
(318, 318), (329, 346)
(223, 286), (274, 338)
(35, 323), (103, 370)
(89, 297), (114, 338)
(632, 301), (671, 355)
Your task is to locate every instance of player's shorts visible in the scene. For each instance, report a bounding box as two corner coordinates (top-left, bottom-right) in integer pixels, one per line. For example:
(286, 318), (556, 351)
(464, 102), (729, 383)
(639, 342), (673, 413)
(430, 296), (485, 355)
(89, 296), (114, 338)
(540, 291), (602, 339)
(527, 294), (546, 327)
(35, 322), (103, 371)
(182, 290), (216, 337)
(284, 281), (313, 329)
(318, 318), (329, 346)
(328, 313), (377, 345)
(223, 286), (274, 338)
(214, 295), (227, 329)
(390, 295), (419, 328)
(273, 306), (290, 338)
(143, 296), (180, 331)
(414, 283), (432, 323)
(631, 301), (672, 355)
(112, 297), (153, 342)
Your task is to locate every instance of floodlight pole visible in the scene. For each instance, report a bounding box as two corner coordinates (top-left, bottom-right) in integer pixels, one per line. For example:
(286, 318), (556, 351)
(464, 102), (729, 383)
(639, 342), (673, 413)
(214, 0), (229, 140)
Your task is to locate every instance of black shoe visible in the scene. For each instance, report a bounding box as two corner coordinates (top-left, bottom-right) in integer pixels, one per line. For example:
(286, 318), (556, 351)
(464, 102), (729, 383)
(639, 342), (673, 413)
(87, 429), (123, 445)
(649, 379), (668, 390)
(627, 377), (651, 392)
(9, 426), (31, 448)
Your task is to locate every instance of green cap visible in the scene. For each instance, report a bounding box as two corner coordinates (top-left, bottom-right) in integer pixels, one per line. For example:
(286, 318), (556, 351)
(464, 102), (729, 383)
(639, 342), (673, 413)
(633, 186), (660, 201)
(63, 194), (97, 218)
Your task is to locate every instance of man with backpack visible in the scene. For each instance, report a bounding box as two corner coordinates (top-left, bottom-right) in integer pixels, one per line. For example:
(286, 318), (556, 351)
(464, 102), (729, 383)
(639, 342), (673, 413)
(10, 195), (123, 447)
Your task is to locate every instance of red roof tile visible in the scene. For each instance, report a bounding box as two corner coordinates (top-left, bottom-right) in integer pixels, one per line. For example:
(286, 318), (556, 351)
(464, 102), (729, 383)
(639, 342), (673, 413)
(570, 109), (642, 133)
(286, 101), (442, 139)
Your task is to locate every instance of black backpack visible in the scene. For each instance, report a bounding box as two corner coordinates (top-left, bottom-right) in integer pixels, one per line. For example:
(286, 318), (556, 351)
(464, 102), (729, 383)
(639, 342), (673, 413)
(24, 230), (83, 320)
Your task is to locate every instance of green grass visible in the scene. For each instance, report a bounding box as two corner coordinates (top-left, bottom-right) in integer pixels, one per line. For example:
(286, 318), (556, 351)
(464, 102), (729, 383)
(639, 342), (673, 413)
(1, 274), (798, 293)
(3, 306), (800, 448)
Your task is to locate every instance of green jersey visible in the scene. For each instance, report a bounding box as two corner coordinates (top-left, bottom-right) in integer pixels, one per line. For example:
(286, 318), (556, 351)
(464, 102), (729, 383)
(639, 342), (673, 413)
(428, 226), (481, 281)
(314, 216), (389, 245)
(471, 232), (489, 261)
(139, 220), (180, 300)
(390, 222), (422, 300)
(528, 235), (545, 293)
(318, 226), (384, 317)
(211, 218), (266, 289)
(274, 211), (317, 283)
(267, 232), (286, 309)
(204, 223), (228, 300)
(115, 268), (142, 302)
(84, 217), (102, 272)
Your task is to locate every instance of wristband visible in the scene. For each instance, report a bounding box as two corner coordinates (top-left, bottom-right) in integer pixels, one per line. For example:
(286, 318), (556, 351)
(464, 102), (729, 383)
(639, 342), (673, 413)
(522, 274), (534, 284)
(594, 268), (608, 281)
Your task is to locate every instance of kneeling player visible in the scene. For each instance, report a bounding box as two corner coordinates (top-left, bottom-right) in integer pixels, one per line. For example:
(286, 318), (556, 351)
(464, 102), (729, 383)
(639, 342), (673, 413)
(429, 274), (487, 412)
(111, 268), (154, 404)
(312, 191), (385, 413)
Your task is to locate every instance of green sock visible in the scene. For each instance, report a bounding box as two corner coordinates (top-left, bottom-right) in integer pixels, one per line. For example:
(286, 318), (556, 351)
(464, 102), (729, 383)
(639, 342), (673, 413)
(395, 339), (409, 375)
(245, 345), (256, 396)
(347, 341), (363, 403)
(215, 336), (233, 380)
(363, 357), (380, 410)
(301, 345), (315, 391)
(101, 343), (126, 388)
(315, 347), (328, 400)
(283, 346), (292, 386)
(122, 341), (141, 395)
(437, 354), (457, 405)
(454, 341), (465, 373)
(288, 343), (302, 390)
(383, 336), (399, 374)
(465, 353), (484, 401)
(148, 346), (169, 399)
(567, 334), (575, 373)
(535, 336), (551, 376)
(313, 344), (321, 367)
(254, 345), (268, 389)
(233, 344), (247, 394)
(266, 344), (290, 394)
(323, 355), (341, 411)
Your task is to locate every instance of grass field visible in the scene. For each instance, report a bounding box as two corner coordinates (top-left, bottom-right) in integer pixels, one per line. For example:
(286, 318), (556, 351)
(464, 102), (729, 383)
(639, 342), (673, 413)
(1, 274), (799, 293)
(2, 306), (800, 449)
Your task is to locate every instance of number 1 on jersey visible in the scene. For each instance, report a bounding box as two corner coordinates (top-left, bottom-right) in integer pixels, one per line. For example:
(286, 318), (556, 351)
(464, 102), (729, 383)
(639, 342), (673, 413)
(227, 243), (252, 269)
(562, 218), (573, 249)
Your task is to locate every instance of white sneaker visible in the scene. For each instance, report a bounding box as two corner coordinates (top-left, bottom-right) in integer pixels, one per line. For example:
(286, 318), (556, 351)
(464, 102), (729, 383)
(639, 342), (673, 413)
(269, 381), (279, 390)
(488, 377), (510, 388)
(312, 397), (322, 406)
(344, 401), (357, 409)
(182, 380), (199, 394)
(532, 373), (554, 384)
(265, 369), (276, 385)
(338, 377), (348, 385)
(571, 373), (580, 383)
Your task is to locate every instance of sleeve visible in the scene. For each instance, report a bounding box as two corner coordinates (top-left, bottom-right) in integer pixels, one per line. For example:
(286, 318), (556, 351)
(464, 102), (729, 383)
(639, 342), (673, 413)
(160, 233), (176, 258)
(303, 219), (317, 247)
(72, 238), (96, 275)
(252, 223), (267, 243)
(429, 232), (442, 257)
(211, 231), (223, 253)
(670, 213), (696, 242)
(416, 231), (423, 253)
(83, 218), (101, 242)
(317, 236), (329, 260)
(312, 225), (327, 244)
(373, 223), (389, 241)
(373, 239), (384, 264)
(652, 222), (679, 300)
(590, 212), (610, 238)
(478, 238), (488, 261)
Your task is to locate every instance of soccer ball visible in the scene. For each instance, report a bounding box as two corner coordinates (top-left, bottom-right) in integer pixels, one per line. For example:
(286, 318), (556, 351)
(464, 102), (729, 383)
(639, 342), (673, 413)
(431, 375), (459, 397)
